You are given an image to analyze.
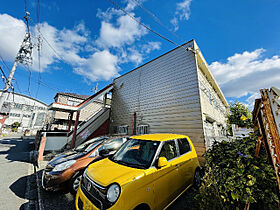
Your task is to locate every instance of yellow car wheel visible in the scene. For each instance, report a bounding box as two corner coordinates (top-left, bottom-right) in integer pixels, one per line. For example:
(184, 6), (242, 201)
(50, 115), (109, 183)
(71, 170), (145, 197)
(193, 168), (201, 189)
(133, 203), (150, 210)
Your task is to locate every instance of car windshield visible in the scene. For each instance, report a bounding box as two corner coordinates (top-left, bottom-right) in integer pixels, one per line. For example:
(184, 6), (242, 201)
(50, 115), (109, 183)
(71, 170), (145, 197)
(75, 137), (107, 153)
(98, 137), (127, 152)
(110, 139), (160, 169)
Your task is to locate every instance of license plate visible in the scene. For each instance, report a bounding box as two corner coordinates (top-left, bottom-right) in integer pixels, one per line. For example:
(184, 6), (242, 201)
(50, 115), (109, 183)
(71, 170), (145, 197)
(83, 200), (92, 210)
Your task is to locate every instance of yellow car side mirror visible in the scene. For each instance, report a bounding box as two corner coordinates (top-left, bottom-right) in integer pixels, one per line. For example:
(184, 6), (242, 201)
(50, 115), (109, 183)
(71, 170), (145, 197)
(157, 157), (168, 168)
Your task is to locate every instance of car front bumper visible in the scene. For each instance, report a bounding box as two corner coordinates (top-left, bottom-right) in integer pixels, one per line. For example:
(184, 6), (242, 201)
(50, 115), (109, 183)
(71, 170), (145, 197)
(76, 186), (100, 210)
(41, 170), (68, 191)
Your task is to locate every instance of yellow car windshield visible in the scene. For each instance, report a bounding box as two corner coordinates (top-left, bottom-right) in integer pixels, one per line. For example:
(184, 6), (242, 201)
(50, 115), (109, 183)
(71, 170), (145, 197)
(110, 139), (160, 169)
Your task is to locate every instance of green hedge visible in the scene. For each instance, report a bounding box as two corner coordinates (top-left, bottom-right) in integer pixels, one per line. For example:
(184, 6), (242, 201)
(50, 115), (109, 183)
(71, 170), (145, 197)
(196, 134), (278, 210)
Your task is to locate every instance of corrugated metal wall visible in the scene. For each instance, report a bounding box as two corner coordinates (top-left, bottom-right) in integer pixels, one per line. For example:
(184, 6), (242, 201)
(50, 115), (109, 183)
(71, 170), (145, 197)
(110, 41), (206, 156)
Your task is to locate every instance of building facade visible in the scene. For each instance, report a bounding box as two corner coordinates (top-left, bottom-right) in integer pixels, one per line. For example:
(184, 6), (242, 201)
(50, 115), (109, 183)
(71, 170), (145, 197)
(109, 40), (228, 159)
(0, 91), (48, 130)
(50, 92), (103, 130)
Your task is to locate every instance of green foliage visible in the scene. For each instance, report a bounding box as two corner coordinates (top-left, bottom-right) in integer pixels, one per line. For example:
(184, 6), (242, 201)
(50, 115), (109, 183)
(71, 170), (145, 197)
(196, 134), (278, 210)
(227, 102), (253, 135)
(11, 122), (21, 132)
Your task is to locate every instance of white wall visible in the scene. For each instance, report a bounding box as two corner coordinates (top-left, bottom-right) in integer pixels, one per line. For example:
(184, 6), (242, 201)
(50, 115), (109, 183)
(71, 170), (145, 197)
(197, 67), (228, 148)
(2, 92), (48, 129)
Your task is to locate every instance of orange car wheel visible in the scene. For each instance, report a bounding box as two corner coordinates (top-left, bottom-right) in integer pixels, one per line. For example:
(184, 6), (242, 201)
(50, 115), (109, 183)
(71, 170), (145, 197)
(68, 171), (83, 195)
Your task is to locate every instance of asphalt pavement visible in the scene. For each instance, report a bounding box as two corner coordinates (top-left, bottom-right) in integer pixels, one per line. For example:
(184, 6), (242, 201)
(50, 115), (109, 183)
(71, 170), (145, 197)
(0, 137), (37, 210)
(0, 136), (200, 210)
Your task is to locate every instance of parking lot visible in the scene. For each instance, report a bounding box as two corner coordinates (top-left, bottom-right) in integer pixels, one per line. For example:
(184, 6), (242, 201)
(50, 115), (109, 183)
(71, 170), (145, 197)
(36, 165), (200, 210)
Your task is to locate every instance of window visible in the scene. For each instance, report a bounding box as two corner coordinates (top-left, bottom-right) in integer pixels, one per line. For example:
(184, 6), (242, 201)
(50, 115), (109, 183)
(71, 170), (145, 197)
(118, 125), (128, 135)
(213, 98), (217, 108)
(136, 125), (148, 134)
(99, 137), (128, 152)
(159, 141), (177, 161)
(67, 99), (80, 106)
(207, 92), (212, 105)
(111, 139), (160, 169)
(14, 103), (23, 110)
(9, 113), (20, 117)
(177, 138), (191, 155)
(34, 113), (46, 126)
(217, 125), (225, 136)
(25, 105), (33, 111)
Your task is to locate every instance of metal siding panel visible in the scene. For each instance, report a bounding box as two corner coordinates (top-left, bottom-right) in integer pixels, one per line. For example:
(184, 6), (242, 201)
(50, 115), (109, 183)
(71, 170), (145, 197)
(111, 44), (204, 152)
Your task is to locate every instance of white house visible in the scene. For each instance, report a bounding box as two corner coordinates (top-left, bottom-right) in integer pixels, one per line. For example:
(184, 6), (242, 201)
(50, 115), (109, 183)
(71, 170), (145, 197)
(0, 91), (48, 130)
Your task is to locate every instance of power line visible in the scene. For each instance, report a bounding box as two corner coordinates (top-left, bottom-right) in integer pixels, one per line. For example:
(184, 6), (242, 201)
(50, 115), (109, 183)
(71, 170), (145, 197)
(15, 64), (60, 92)
(108, 0), (189, 51)
(14, 78), (23, 94)
(0, 53), (10, 72)
(0, 66), (8, 81)
(35, 0), (42, 98)
(0, 55), (23, 94)
(30, 17), (66, 62)
(131, 0), (186, 43)
(27, 65), (32, 96)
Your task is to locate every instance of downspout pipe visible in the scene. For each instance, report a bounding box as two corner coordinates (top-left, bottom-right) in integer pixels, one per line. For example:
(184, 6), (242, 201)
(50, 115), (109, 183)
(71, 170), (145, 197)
(132, 112), (136, 135)
(70, 111), (80, 149)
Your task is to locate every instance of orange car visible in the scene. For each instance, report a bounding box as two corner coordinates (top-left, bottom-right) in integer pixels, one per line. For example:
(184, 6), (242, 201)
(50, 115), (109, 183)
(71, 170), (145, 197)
(42, 136), (128, 194)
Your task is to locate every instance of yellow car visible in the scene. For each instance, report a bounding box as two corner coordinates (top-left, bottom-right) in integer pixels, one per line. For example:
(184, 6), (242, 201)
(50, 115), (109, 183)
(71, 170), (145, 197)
(76, 133), (201, 210)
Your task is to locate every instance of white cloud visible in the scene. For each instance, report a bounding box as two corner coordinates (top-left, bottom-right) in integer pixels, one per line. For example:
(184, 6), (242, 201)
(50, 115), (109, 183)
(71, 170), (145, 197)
(124, 0), (138, 11)
(127, 48), (143, 65)
(96, 8), (122, 22)
(171, 0), (192, 31)
(74, 50), (119, 81)
(31, 22), (88, 72)
(96, 14), (147, 48)
(0, 14), (26, 61)
(246, 92), (260, 110)
(141, 41), (161, 54)
(0, 1), (161, 84)
(0, 14), (89, 72)
(209, 48), (280, 100)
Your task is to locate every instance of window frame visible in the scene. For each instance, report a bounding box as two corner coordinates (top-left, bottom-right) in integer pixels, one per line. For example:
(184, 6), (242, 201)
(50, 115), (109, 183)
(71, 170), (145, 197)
(136, 124), (149, 135)
(118, 125), (128, 135)
(156, 140), (180, 162)
(175, 138), (192, 157)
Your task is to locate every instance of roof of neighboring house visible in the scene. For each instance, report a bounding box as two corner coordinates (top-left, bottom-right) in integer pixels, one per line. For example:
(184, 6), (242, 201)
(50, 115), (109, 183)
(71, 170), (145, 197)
(0, 90), (48, 106)
(54, 92), (90, 100)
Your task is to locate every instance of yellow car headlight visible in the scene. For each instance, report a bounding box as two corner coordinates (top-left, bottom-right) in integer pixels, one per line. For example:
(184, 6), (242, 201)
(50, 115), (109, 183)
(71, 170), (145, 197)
(107, 183), (120, 203)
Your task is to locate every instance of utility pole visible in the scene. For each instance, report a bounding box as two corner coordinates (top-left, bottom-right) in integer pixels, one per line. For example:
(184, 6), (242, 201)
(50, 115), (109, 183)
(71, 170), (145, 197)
(0, 11), (33, 113)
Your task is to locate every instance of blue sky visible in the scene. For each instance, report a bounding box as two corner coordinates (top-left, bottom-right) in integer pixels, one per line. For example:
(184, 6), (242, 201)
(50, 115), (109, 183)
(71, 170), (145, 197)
(0, 0), (280, 108)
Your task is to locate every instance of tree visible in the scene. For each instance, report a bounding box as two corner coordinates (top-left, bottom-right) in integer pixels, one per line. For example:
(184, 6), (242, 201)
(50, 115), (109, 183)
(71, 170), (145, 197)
(11, 122), (21, 132)
(227, 101), (253, 135)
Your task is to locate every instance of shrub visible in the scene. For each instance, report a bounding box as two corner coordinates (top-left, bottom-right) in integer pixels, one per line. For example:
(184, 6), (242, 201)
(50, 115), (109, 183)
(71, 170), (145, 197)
(11, 122), (21, 132)
(196, 134), (278, 210)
